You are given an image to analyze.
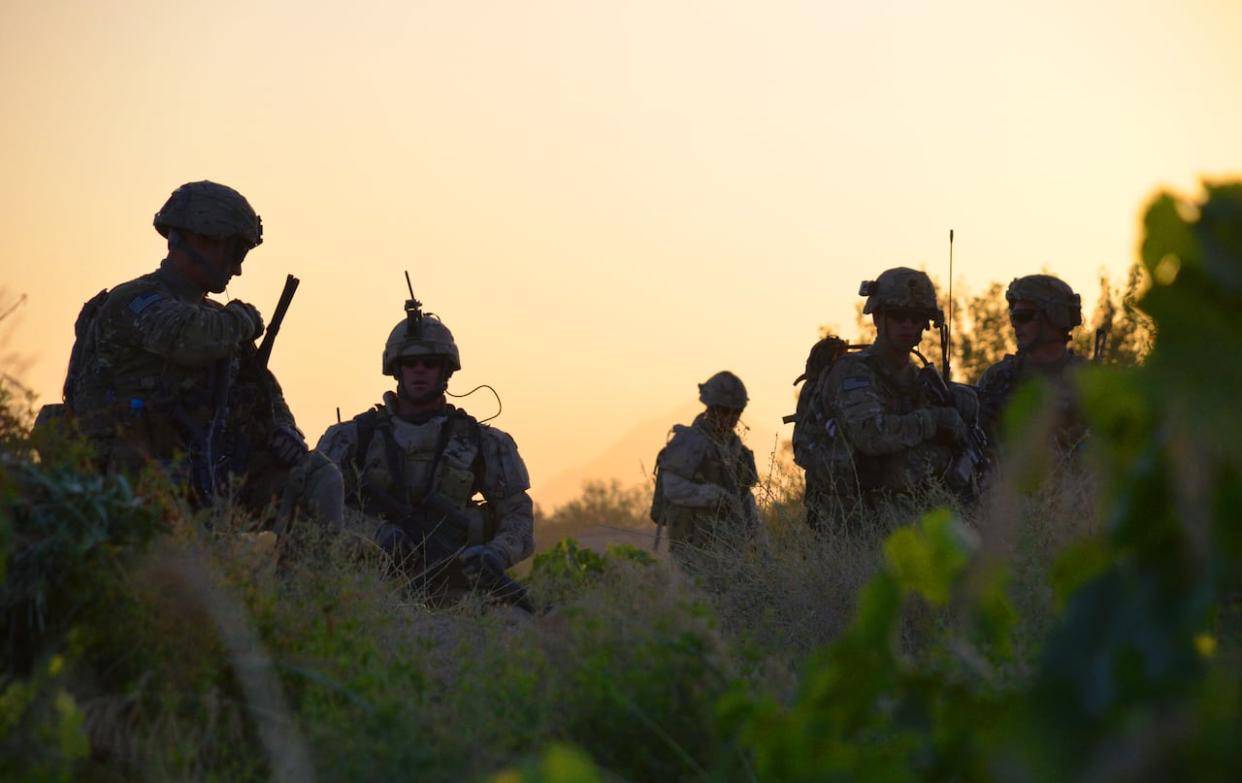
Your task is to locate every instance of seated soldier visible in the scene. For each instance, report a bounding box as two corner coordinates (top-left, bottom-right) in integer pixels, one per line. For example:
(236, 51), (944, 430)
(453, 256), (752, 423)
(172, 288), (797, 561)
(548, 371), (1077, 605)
(317, 298), (534, 609)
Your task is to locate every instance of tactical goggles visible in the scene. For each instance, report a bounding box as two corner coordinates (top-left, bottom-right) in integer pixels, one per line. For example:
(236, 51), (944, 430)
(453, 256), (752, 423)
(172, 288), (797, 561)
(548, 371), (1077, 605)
(1009, 308), (1040, 325)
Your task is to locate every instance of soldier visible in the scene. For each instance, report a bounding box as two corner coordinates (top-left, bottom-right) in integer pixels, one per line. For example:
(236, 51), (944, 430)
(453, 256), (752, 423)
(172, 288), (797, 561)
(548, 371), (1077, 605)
(651, 371), (760, 565)
(977, 274), (1086, 449)
(316, 300), (534, 608)
(793, 268), (977, 532)
(63, 181), (344, 528)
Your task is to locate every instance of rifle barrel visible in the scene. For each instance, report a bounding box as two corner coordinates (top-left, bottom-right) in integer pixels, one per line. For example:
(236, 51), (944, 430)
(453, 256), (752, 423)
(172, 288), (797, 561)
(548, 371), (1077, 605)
(255, 274), (300, 368)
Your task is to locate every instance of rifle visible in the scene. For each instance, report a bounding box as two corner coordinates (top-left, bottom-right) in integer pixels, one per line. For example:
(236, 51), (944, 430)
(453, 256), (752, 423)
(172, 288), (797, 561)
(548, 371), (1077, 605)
(192, 274), (300, 500)
(940, 229), (954, 380)
(255, 274), (300, 369)
(911, 348), (990, 494)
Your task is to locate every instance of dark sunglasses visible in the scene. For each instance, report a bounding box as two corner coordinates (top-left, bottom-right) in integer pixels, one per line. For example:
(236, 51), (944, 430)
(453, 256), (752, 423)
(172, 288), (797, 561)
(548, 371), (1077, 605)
(1010, 309), (1039, 325)
(399, 356), (446, 370)
(224, 236), (254, 264)
(885, 308), (928, 326)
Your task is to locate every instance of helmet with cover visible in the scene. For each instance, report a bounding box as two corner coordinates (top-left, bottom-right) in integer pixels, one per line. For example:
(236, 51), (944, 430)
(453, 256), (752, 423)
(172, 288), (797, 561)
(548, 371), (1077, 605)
(698, 371), (748, 409)
(382, 315), (461, 376)
(153, 180), (263, 248)
(1005, 274), (1082, 330)
(859, 267), (944, 327)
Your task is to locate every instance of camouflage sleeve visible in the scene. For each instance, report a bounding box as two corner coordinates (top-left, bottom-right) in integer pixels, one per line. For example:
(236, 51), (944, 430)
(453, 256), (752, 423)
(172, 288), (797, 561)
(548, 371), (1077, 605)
(316, 420), (362, 498)
(975, 361), (1008, 434)
(655, 427), (706, 481)
(739, 445), (759, 489)
(316, 421), (358, 468)
(479, 427), (535, 567)
(661, 471), (728, 508)
(261, 367), (297, 430)
(833, 363), (936, 457)
(488, 491), (535, 568)
(130, 294), (253, 366)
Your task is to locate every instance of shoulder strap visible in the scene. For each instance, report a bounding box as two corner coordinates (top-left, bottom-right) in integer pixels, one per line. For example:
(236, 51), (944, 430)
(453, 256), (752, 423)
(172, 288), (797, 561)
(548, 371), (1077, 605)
(350, 405), (386, 480)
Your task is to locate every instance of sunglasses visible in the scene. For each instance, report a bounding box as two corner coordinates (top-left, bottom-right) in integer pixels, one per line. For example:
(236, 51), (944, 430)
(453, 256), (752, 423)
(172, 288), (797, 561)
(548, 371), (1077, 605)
(1010, 309), (1039, 325)
(224, 236), (254, 264)
(399, 356), (446, 370)
(885, 308), (929, 326)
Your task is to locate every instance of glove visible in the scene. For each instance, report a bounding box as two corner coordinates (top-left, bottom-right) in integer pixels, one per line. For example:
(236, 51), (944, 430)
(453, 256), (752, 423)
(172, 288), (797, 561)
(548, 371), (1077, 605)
(933, 407), (968, 444)
(459, 544), (507, 580)
(226, 299), (265, 341)
(269, 424), (308, 465)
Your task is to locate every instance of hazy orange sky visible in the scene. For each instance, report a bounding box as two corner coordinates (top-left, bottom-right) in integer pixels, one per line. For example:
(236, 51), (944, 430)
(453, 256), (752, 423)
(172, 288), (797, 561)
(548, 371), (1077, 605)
(3, 1), (1240, 509)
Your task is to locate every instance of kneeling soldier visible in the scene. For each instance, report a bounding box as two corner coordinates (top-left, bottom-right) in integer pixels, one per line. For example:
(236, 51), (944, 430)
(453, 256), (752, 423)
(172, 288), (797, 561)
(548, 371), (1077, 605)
(61, 181), (343, 528)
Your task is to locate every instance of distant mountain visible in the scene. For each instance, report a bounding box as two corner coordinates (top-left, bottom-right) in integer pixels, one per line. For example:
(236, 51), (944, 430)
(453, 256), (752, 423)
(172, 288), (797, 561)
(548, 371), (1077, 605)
(532, 401), (785, 512)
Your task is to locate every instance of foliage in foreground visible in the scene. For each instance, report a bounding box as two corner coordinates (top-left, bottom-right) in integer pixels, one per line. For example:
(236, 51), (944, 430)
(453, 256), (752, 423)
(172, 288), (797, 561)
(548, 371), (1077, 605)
(1, 182), (1240, 782)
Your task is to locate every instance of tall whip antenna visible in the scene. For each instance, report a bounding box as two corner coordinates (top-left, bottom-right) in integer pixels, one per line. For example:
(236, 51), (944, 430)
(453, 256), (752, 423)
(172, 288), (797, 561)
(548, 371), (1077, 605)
(940, 229), (955, 380)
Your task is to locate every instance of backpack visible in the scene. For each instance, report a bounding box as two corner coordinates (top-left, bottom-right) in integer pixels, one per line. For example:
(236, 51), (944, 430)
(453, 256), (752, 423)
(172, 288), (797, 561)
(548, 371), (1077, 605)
(34, 288), (109, 431)
(787, 335), (855, 469)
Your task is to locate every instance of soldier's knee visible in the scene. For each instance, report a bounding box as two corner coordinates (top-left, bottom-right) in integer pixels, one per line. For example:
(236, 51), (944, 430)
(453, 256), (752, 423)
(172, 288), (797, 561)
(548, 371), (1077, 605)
(294, 450), (345, 530)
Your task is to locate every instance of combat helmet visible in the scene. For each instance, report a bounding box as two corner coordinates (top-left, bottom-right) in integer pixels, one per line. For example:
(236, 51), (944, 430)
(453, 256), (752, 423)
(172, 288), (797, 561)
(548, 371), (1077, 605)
(153, 181), (263, 247)
(859, 267), (944, 327)
(1005, 275), (1082, 330)
(698, 371), (748, 410)
(382, 315), (461, 376)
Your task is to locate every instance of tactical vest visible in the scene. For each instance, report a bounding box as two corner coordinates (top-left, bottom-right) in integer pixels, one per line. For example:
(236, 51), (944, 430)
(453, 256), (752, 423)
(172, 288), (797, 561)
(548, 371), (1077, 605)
(349, 405), (495, 546)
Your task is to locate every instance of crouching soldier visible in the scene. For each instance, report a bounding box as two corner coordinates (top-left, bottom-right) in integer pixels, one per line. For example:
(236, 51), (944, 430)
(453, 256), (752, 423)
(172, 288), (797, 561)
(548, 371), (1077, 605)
(651, 371), (760, 566)
(317, 295), (534, 610)
(60, 181), (343, 529)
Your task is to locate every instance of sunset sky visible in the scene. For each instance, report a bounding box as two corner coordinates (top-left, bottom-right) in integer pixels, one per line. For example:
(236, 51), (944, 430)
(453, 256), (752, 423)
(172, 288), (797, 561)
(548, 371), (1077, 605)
(2, 1), (1240, 509)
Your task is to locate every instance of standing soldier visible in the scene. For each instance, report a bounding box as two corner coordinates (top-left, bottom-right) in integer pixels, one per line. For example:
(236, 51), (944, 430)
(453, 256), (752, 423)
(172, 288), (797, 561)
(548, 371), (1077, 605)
(651, 371), (760, 565)
(977, 275), (1086, 449)
(316, 296), (534, 609)
(793, 268), (977, 532)
(63, 180), (343, 528)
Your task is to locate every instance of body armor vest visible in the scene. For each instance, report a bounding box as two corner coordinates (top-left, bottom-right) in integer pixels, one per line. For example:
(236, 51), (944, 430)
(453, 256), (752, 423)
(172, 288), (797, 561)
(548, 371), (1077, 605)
(350, 406), (494, 546)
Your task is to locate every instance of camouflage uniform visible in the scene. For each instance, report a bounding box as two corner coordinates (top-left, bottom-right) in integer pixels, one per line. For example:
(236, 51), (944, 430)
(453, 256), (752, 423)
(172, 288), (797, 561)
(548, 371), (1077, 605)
(64, 182), (343, 528)
(794, 268), (976, 530)
(317, 391), (535, 572)
(977, 275), (1086, 449)
(316, 311), (534, 593)
(652, 372), (760, 563)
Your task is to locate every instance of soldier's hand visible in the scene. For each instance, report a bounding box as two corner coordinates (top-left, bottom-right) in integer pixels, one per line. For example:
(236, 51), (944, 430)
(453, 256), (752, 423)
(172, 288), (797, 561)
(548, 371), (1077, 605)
(226, 299), (266, 341)
(933, 407), (968, 443)
(269, 424), (308, 465)
(459, 544), (507, 579)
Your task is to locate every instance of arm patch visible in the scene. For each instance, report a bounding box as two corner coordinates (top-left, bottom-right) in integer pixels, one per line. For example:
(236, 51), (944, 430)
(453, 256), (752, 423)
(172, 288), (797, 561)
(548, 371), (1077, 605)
(127, 292), (163, 316)
(842, 376), (871, 392)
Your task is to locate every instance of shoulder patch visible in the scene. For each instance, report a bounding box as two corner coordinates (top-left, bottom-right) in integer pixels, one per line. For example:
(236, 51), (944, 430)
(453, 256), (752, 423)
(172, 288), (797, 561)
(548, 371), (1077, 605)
(842, 376), (871, 392)
(127, 292), (163, 316)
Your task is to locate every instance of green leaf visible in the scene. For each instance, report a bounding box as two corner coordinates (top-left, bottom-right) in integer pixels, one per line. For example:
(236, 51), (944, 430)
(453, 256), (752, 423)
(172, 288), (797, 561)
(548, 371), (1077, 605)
(883, 508), (977, 606)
